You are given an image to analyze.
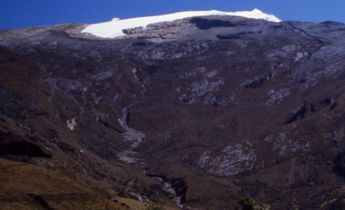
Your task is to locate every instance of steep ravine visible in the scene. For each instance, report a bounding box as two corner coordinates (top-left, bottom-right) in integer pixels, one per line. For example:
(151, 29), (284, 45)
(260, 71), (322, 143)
(117, 105), (145, 164)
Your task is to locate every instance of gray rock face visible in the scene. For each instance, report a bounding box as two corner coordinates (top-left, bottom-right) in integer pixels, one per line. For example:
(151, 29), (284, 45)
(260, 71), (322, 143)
(198, 143), (256, 176)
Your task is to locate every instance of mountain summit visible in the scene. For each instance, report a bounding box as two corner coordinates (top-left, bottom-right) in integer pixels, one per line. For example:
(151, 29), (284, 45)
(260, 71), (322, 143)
(82, 9), (281, 38)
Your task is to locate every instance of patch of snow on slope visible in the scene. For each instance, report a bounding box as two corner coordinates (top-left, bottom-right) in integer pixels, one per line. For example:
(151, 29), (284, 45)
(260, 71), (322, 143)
(82, 9), (281, 38)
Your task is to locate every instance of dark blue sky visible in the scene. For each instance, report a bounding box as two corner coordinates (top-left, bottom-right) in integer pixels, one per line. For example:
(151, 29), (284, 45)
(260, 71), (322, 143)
(1, 0), (345, 29)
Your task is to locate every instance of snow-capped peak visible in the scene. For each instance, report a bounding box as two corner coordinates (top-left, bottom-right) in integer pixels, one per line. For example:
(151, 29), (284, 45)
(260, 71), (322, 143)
(82, 9), (281, 38)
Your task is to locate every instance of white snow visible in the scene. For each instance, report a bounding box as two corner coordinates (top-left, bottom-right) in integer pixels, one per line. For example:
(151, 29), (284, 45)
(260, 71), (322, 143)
(82, 9), (281, 38)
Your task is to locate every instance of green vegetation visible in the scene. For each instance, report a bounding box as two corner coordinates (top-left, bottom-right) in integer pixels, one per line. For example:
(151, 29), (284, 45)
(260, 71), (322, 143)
(145, 203), (166, 210)
(238, 197), (270, 210)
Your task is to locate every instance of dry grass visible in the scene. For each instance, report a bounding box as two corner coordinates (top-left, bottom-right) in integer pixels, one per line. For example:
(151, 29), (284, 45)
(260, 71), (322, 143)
(0, 158), (124, 210)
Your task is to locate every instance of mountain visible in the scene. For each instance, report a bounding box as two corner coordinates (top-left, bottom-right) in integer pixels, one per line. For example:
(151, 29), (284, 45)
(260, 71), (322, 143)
(1, 9), (345, 210)
(82, 9), (281, 38)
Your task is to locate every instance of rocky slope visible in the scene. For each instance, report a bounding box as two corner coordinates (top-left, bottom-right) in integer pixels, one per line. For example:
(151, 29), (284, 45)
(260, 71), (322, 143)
(1, 13), (345, 209)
